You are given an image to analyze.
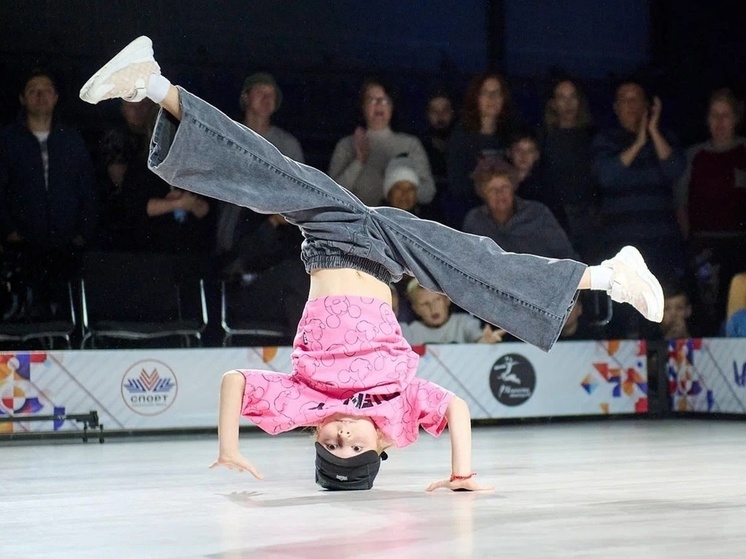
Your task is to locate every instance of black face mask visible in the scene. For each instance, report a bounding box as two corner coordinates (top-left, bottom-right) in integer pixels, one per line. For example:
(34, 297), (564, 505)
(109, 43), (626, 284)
(314, 442), (386, 491)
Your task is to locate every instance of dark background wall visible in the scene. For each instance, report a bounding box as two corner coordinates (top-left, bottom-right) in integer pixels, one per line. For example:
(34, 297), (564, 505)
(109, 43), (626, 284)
(1, 1), (744, 168)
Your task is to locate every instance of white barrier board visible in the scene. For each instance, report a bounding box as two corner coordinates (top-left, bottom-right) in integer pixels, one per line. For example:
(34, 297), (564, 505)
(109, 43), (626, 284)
(0, 340), (648, 434)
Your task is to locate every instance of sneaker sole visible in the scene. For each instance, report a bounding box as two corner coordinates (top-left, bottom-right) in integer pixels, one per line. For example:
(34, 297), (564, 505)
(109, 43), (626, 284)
(79, 36), (154, 104)
(618, 246), (664, 322)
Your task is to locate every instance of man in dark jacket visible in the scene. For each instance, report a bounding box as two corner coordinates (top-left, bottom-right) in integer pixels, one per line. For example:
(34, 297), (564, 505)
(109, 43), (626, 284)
(0, 70), (97, 318)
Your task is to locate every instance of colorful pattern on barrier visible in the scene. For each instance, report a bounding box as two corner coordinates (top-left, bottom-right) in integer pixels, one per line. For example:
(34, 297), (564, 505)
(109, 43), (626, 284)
(0, 352), (66, 433)
(668, 338), (746, 413)
(414, 340), (647, 418)
(581, 340), (648, 414)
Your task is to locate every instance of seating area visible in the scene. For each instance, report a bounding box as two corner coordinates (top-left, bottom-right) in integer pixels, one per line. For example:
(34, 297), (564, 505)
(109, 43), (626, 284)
(1, 253), (206, 350)
(79, 252), (208, 349)
(1, 4), (744, 350)
(0, 279), (76, 349)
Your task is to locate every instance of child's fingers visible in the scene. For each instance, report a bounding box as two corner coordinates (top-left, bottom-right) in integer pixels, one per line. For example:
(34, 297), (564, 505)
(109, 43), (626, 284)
(246, 465), (264, 479)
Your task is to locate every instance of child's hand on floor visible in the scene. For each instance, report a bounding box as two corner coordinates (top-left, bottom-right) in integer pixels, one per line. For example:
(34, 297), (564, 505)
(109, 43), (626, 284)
(210, 453), (264, 479)
(425, 476), (494, 492)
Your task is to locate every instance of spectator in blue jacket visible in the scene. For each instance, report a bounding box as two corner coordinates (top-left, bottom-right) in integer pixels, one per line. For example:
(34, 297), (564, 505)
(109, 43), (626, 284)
(0, 70), (97, 317)
(0, 70), (97, 250)
(592, 79), (686, 338)
(592, 80), (685, 280)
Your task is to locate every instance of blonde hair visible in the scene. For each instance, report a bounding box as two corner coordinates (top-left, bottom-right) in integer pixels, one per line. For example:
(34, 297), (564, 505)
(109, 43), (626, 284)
(406, 278), (423, 300)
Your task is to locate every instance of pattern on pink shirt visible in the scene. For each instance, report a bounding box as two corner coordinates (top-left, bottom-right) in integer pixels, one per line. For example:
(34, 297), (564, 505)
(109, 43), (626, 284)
(239, 296), (452, 447)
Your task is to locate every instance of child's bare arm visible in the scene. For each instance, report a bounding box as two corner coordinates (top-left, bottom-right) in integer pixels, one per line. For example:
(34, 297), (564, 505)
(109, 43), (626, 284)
(426, 396), (493, 492)
(209, 371), (263, 479)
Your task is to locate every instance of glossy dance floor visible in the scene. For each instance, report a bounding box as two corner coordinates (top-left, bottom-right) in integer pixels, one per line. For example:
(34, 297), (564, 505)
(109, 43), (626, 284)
(3, 420), (746, 558)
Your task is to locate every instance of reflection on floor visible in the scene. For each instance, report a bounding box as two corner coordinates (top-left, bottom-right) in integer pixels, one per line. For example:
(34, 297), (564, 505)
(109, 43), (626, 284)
(3, 420), (746, 559)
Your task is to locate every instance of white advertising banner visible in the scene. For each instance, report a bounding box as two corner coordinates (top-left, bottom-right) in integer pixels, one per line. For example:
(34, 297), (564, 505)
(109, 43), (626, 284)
(667, 338), (746, 414)
(0, 340), (648, 435)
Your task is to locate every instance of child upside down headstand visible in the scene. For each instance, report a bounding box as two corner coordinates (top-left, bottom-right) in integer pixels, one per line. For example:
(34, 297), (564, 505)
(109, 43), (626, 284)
(80, 37), (664, 492)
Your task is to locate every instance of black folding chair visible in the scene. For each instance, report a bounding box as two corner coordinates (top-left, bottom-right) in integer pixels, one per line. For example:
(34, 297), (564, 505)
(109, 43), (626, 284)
(220, 280), (287, 347)
(80, 252), (207, 349)
(0, 279), (77, 349)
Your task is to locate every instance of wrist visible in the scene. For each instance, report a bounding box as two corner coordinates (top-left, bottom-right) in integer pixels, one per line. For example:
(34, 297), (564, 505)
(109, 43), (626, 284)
(218, 446), (240, 458)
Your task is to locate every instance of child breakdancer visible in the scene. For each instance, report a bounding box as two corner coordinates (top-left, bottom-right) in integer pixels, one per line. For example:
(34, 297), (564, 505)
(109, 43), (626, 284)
(80, 37), (663, 492)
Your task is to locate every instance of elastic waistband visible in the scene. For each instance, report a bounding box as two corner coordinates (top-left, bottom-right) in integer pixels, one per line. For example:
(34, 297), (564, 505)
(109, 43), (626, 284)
(305, 254), (395, 285)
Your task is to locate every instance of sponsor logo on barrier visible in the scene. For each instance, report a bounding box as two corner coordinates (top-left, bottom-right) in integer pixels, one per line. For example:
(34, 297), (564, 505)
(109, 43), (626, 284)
(489, 353), (536, 406)
(121, 360), (178, 416)
(735, 361), (746, 388)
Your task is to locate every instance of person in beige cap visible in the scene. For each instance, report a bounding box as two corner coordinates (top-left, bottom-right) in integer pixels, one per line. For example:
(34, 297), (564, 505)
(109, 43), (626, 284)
(215, 73), (306, 274)
(239, 72), (304, 163)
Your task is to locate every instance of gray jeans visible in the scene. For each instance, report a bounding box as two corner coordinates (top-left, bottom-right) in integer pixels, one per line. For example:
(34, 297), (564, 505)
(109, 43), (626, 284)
(148, 88), (585, 351)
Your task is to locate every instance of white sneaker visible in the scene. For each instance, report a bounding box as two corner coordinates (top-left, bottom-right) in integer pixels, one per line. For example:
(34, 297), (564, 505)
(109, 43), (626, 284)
(602, 246), (664, 322)
(79, 36), (160, 104)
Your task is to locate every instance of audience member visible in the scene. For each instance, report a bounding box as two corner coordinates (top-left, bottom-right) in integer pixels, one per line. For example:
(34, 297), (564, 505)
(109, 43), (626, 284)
(141, 182), (213, 255)
(239, 72), (304, 162)
(507, 128), (568, 231)
(725, 272), (746, 337)
(444, 71), (517, 227)
(592, 79), (686, 280)
(93, 98), (158, 250)
(657, 280), (694, 339)
(225, 213), (309, 340)
(462, 157), (578, 259)
(420, 90), (454, 220)
(541, 77), (598, 260)
(675, 88), (746, 334)
(0, 70), (97, 250)
(118, 96), (154, 161)
(0, 70), (97, 317)
(383, 155), (439, 220)
(401, 279), (505, 345)
(329, 78), (434, 206)
(593, 80), (687, 339)
(216, 72), (305, 272)
(558, 295), (597, 340)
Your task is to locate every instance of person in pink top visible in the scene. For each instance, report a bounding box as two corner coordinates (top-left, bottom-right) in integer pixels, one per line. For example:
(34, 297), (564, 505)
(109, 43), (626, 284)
(79, 37), (666, 492)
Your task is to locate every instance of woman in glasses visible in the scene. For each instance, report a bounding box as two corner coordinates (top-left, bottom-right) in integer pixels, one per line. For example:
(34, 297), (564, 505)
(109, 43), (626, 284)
(328, 78), (435, 206)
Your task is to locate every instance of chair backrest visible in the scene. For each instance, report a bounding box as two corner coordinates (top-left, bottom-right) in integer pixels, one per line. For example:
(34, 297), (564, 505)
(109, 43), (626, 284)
(81, 252), (183, 323)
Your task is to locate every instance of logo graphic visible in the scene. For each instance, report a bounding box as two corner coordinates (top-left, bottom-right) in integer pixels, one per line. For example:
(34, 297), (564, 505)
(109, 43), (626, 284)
(489, 353), (536, 406)
(121, 360), (178, 416)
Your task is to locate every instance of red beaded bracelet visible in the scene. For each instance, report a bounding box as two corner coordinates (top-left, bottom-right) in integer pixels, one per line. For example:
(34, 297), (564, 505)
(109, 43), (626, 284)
(450, 473), (476, 482)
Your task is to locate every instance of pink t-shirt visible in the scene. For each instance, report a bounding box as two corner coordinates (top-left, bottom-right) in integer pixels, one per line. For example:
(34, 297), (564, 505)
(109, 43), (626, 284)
(239, 296), (453, 448)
